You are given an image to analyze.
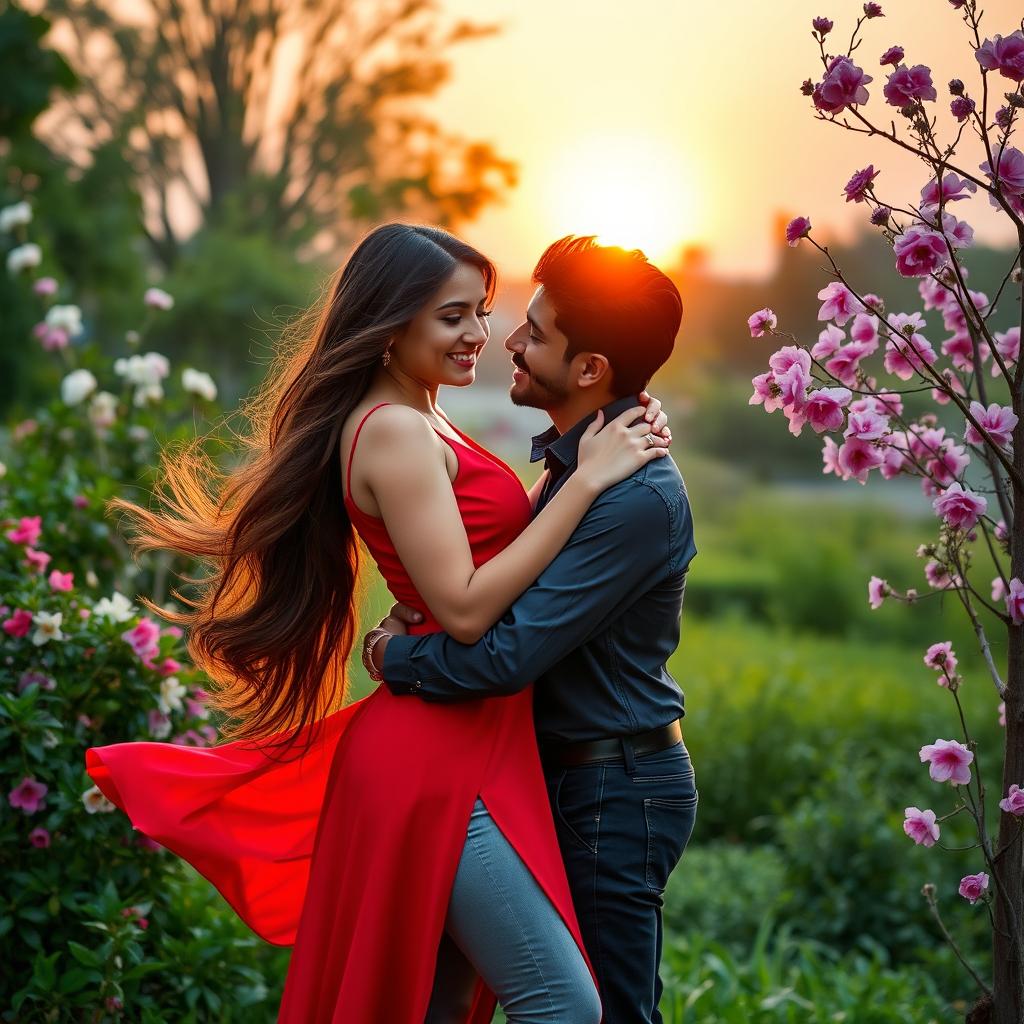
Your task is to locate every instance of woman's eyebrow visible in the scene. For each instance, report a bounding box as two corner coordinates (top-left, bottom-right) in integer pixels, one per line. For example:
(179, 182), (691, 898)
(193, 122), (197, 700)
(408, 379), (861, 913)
(435, 298), (486, 311)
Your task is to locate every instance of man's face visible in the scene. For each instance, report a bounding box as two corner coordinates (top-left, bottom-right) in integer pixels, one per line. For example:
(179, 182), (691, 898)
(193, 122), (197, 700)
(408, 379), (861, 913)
(504, 287), (574, 409)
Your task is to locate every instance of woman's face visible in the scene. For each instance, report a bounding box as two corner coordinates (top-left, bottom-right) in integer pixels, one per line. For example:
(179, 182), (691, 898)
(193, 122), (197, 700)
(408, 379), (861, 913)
(389, 262), (491, 388)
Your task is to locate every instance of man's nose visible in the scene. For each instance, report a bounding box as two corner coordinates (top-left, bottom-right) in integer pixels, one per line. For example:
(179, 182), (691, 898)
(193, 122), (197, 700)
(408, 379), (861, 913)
(505, 324), (527, 353)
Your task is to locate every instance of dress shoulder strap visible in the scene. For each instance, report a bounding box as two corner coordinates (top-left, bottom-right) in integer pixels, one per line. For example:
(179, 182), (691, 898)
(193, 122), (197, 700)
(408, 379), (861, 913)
(346, 402), (392, 498)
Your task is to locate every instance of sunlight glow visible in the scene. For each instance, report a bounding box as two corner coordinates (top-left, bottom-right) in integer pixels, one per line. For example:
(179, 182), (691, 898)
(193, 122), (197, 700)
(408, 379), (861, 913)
(542, 135), (698, 266)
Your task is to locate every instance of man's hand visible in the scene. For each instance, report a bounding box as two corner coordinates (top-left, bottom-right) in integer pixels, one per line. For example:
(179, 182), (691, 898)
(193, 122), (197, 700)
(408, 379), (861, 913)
(638, 390), (672, 443)
(363, 603), (423, 676)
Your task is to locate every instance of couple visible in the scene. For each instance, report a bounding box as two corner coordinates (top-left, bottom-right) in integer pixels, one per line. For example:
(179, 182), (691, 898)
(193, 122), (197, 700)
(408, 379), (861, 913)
(85, 224), (698, 1023)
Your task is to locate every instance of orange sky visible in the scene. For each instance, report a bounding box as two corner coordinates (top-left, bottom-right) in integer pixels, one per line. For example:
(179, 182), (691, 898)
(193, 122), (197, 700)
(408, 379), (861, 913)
(430, 0), (1021, 280)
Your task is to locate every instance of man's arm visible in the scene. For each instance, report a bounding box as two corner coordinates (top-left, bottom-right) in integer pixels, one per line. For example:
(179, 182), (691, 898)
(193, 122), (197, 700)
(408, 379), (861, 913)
(379, 480), (692, 700)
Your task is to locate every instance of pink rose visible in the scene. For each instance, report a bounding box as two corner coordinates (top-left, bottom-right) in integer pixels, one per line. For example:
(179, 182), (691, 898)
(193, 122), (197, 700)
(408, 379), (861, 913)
(919, 738), (974, 786)
(883, 64), (937, 106)
(785, 216), (812, 246)
(932, 482), (987, 531)
(5, 515), (42, 546)
(958, 872), (989, 905)
(844, 165), (879, 203)
(121, 617), (162, 664)
(903, 806), (940, 846)
(8, 776), (48, 814)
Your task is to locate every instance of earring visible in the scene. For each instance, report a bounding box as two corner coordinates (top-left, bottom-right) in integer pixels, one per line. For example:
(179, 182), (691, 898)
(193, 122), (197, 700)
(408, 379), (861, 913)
(382, 346), (392, 368)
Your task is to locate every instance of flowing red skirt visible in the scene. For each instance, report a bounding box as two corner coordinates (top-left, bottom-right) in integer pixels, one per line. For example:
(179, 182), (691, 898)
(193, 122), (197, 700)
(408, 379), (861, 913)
(85, 682), (597, 1022)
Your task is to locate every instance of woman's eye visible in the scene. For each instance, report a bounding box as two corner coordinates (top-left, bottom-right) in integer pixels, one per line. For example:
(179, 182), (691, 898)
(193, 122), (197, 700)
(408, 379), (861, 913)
(443, 315), (461, 325)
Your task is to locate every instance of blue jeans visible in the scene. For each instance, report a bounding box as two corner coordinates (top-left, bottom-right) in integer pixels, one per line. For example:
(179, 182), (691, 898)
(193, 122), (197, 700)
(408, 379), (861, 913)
(425, 796), (602, 1024)
(544, 739), (698, 1024)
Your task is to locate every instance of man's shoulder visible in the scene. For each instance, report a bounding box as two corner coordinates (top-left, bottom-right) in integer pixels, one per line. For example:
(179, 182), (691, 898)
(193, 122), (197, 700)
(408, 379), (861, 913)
(587, 453), (688, 520)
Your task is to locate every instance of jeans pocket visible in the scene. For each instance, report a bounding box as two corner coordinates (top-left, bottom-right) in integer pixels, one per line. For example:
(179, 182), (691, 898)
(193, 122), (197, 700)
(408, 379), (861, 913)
(554, 767), (605, 855)
(644, 795), (698, 894)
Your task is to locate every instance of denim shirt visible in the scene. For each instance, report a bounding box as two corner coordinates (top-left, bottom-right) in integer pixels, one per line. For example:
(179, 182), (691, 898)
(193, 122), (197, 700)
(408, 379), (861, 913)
(381, 394), (697, 743)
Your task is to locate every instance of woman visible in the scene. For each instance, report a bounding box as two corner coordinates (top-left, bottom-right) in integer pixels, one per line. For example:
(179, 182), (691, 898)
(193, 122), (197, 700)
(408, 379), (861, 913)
(85, 224), (671, 1022)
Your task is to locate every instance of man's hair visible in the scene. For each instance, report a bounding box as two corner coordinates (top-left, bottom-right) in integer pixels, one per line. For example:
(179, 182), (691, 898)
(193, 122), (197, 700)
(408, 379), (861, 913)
(532, 235), (682, 396)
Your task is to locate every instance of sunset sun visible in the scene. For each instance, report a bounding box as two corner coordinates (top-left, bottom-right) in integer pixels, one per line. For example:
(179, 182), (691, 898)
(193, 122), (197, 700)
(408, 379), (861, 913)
(543, 136), (697, 265)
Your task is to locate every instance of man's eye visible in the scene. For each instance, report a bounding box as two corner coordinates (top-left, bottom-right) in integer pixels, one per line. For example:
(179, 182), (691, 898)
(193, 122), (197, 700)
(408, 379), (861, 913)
(479, 309), (493, 318)
(529, 332), (541, 343)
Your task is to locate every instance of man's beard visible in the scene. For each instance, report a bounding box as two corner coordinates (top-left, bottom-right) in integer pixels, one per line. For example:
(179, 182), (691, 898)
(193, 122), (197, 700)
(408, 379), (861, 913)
(509, 361), (571, 409)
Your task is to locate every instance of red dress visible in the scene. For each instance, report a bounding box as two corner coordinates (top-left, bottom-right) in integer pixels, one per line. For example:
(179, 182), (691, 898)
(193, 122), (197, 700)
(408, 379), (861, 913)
(85, 402), (597, 1023)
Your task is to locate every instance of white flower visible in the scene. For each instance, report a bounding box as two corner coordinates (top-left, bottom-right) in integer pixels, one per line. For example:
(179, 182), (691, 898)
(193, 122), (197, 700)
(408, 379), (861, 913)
(115, 352), (170, 406)
(7, 243), (42, 274)
(45, 304), (84, 337)
(85, 569), (99, 588)
(41, 729), (60, 749)
(92, 591), (135, 623)
(127, 425), (149, 443)
(158, 676), (186, 715)
(61, 368), (98, 406)
(0, 201), (32, 232)
(144, 287), (174, 311)
(32, 611), (65, 646)
(82, 784), (116, 814)
(88, 390), (118, 429)
(149, 712), (172, 739)
(182, 367), (217, 402)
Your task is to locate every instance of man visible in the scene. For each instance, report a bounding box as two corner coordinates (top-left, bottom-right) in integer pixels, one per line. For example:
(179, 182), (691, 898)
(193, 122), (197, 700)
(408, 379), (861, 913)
(365, 235), (697, 1023)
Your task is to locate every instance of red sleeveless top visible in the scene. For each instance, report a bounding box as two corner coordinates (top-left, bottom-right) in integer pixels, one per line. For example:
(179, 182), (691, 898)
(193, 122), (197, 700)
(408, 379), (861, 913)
(86, 401), (599, 1023)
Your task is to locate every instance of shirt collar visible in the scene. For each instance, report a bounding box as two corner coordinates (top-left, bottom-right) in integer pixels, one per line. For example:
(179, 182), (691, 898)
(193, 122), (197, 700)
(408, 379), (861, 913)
(528, 395), (644, 482)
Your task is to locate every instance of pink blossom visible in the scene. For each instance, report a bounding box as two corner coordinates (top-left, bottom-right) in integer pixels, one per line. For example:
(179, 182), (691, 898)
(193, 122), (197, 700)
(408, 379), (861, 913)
(825, 341), (874, 386)
(879, 440), (906, 478)
(868, 575), (889, 609)
(802, 387), (852, 434)
(919, 738), (973, 785)
(880, 46), (904, 66)
(813, 56), (873, 114)
(844, 165), (879, 203)
(121, 617), (162, 664)
(5, 515), (42, 546)
(980, 147), (1024, 201)
(747, 308), (777, 337)
(785, 216), (812, 246)
(72, 494), (89, 509)
(33, 277), (58, 296)
(838, 437), (884, 483)
(959, 872), (989, 905)
(938, 212), (974, 250)
(158, 657), (182, 676)
(816, 282), (862, 326)
(932, 482), (987, 531)
(964, 401), (1017, 449)
(1006, 578), (1024, 624)
(749, 372), (783, 413)
(925, 560), (959, 590)
(34, 324), (69, 351)
(919, 172), (976, 211)
(950, 96), (976, 122)
(812, 16), (833, 34)
(863, 2), (883, 16)
(918, 275), (953, 311)
(996, 520), (1009, 542)
(18, 671), (55, 692)
(975, 30), (1024, 82)
(873, 390), (903, 417)
(870, 205), (891, 226)
(883, 334), (937, 380)
(23, 548), (51, 573)
(999, 784), (1024, 815)
(3, 608), (33, 638)
(993, 327), (1021, 373)
(849, 313), (879, 348)
(999, 701), (1006, 727)
(993, 577), (1008, 602)
(924, 641), (958, 675)
(903, 806), (940, 846)
(822, 436), (843, 477)
(28, 826), (51, 848)
(845, 409), (889, 441)
(883, 64), (937, 106)
(48, 570), (74, 592)
(894, 227), (949, 278)
(8, 776), (48, 814)
(812, 324), (845, 359)
(776, 361), (812, 412)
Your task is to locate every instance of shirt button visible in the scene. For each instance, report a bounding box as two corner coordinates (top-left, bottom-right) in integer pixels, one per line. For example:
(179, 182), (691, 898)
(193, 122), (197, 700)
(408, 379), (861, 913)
(501, 612), (514, 625)
(413, 680), (422, 690)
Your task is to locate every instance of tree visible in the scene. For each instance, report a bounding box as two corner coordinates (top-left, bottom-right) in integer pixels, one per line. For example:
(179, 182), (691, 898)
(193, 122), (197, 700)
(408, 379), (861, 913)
(748, 4), (1024, 1021)
(36, 0), (516, 269)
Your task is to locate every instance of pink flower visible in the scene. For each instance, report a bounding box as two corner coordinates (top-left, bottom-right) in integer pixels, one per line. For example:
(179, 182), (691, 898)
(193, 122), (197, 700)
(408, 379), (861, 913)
(803, 387), (852, 433)
(903, 806), (940, 846)
(932, 482), (987, 531)
(8, 776), (48, 814)
(158, 657), (183, 676)
(838, 437), (884, 483)
(3, 608), (34, 638)
(748, 308), (777, 337)
(822, 436), (843, 477)
(980, 147), (1024, 195)
(975, 30), (1024, 83)
(883, 64), (937, 106)
(964, 401), (1017, 449)
(813, 56), (873, 114)
(919, 738), (973, 785)
(894, 226), (949, 278)
(812, 16), (833, 34)
(992, 577), (1007, 602)
(5, 515), (42, 546)
(996, 520), (1009, 542)
(29, 826), (51, 848)
(48, 570), (74, 592)
(18, 671), (55, 692)
(924, 641), (958, 677)
(849, 312), (879, 348)
(33, 277), (58, 296)
(845, 408), (889, 441)
(999, 701), (1006, 727)
(863, 2), (883, 16)
(1000, 784), (1024, 815)
(825, 341), (874, 386)
(868, 575), (889, 609)
(871, 206), (891, 226)
(1006, 578), (1024, 624)
(812, 324), (845, 359)
(121, 617), (162, 664)
(950, 96), (976, 121)
(959, 872), (990, 905)
(844, 165), (879, 203)
(24, 548), (52, 573)
(993, 327), (1021, 371)
(925, 560), (958, 590)
(749, 372), (783, 413)
(72, 494), (89, 509)
(884, 333), (937, 380)
(879, 45), (904, 66)
(919, 172), (976, 211)
(785, 216), (812, 246)
(817, 282), (862, 326)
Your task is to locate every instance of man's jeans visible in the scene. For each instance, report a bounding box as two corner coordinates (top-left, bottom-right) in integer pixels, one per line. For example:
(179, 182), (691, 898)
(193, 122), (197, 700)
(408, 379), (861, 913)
(543, 739), (698, 1024)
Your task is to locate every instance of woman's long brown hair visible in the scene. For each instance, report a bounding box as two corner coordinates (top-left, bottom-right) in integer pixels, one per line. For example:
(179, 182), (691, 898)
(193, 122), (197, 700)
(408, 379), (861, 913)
(107, 224), (496, 761)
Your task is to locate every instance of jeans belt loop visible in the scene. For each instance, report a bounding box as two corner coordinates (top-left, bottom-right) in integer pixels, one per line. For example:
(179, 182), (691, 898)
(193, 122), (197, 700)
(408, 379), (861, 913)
(621, 735), (636, 776)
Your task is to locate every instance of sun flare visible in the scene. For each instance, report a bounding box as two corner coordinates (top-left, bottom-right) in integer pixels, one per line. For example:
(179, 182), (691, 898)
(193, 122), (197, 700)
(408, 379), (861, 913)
(542, 136), (697, 266)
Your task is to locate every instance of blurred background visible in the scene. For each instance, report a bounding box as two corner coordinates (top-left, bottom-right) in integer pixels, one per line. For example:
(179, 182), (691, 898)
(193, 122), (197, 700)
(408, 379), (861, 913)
(2, 0), (1021, 1019)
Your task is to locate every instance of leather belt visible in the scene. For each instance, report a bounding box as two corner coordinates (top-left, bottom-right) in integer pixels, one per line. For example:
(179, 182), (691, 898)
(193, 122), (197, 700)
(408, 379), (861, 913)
(539, 719), (682, 768)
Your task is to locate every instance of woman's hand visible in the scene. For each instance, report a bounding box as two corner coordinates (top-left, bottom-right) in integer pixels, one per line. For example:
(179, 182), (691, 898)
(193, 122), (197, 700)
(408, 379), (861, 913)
(576, 405), (671, 494)
(638, 390), (672, 443)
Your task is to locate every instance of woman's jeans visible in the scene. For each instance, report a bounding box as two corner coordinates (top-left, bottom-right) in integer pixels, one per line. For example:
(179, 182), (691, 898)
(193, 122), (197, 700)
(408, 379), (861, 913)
(424, 796), (601, 1024)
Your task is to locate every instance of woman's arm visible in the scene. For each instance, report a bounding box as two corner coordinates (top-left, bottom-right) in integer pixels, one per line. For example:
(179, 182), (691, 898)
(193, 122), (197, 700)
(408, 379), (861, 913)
(526, 470), (550, 512)
(355, 404), (667, 643)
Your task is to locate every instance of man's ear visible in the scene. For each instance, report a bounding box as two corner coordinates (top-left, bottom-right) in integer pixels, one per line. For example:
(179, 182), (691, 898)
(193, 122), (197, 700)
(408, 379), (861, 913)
(574, 352), (612, 391)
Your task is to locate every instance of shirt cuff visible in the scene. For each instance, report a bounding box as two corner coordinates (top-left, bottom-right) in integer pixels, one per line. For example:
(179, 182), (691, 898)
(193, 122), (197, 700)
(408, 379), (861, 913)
(380, 634), (423, 695)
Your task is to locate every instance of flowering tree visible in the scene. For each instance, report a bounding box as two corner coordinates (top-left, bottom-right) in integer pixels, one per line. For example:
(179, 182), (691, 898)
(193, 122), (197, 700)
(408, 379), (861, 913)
(1, 198), (290, 1016)
(747, 4), (1024, 1021)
